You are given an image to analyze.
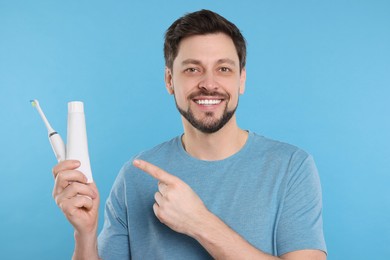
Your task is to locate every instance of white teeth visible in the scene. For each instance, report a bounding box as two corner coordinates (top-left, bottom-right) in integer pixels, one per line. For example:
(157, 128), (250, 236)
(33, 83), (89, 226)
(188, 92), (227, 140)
(196, 99), (222, 105)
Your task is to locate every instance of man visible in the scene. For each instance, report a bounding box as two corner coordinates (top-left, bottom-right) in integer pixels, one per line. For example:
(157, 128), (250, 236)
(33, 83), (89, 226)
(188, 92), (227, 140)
(52, 9), (327, 259)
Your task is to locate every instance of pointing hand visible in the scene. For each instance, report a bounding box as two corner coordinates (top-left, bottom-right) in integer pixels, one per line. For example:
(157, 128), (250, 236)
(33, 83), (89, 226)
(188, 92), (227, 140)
(133, 159), (209, 236)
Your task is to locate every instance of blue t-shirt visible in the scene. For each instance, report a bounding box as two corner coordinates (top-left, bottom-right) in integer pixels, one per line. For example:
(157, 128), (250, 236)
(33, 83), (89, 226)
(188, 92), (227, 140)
(98, 132), (326, 259)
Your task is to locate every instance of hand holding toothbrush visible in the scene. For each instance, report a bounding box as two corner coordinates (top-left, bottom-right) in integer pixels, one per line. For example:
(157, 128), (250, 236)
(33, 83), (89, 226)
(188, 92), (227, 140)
(52, 160), (100, 259)
(31, 100), (99, 258)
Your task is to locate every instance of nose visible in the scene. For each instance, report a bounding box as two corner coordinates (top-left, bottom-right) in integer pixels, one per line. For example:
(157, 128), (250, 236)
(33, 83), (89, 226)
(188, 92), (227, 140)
(198, 72), (218, 91)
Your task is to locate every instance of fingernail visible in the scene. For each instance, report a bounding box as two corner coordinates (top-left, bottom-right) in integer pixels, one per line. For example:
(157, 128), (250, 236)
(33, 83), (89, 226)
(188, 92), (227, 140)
(133, 159), (140, 166)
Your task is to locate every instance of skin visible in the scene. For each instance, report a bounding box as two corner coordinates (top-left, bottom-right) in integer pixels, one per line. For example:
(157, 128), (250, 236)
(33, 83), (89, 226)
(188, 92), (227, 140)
(52, 160), (100, 259)
(165, 33), (248, 161)
(52, 33), (326, 259)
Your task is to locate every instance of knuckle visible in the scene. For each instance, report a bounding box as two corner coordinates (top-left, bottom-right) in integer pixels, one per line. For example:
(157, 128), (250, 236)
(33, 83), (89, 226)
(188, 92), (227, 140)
(57, 200), (65, 210)
(154, 170), (163, 179)
(84, 196), (93, 208)
(52, 166), (57, 176)
(56, 171), (64, 181)
(62, 202), (74, 216)
(52, 189), (57, 199)
(163, 192), (171, 201)
(68, 182), (83, 195)
(54, 194), (64, 207)
(52, 162), (64, 177)
(153, 169), (160, 176)
(156, 210), (166, 222)
(66, 209), (76, 218)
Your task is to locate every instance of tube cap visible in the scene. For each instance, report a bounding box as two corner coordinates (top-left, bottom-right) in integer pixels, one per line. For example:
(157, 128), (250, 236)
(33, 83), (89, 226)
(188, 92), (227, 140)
(68, 101), (84, 113)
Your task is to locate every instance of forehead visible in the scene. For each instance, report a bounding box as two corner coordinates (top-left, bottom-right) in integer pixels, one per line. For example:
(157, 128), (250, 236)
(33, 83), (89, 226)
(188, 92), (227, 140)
(174, 33), (239, 66)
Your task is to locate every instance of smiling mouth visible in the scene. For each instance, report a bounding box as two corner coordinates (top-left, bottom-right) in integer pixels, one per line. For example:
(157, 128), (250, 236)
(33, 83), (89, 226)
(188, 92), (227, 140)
(194, 99), (223, 105)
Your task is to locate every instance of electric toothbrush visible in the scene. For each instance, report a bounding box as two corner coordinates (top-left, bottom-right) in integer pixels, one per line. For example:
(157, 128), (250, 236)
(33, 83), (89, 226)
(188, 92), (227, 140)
(30, 99), (66, 162)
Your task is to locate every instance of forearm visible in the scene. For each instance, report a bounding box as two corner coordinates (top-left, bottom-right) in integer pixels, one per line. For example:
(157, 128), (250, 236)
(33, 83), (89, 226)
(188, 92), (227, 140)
(190, 211), (280, 260)
(73, 231), (100, 260)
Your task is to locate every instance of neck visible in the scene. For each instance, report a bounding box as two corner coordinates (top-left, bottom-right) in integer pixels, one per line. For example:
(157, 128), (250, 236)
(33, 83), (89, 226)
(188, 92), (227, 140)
(181, 116), (248, 161)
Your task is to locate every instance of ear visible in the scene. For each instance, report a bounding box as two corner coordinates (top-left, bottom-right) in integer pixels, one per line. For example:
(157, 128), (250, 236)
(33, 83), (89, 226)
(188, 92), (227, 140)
(165, 67), (174, 95)
(239, 67), (246, 95)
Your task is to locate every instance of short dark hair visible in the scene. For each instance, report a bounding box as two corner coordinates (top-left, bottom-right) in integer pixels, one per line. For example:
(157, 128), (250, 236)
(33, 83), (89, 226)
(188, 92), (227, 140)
(164, 9), (247, 70)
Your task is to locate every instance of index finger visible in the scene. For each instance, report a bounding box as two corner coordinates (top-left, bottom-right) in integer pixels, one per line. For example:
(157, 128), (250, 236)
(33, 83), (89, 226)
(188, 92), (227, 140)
(52, 160), (80, 179)
(133, 159), (177, 184)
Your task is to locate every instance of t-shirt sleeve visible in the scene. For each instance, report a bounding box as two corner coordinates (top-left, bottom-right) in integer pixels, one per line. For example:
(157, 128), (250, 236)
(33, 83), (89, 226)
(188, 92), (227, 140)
(276, 153), (327, 256)
(98, 166), (131, 259)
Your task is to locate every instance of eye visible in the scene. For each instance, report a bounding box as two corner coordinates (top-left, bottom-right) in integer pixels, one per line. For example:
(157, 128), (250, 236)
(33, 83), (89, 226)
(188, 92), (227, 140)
(219, 67), (231, 73)
(184, 67), (200, 73)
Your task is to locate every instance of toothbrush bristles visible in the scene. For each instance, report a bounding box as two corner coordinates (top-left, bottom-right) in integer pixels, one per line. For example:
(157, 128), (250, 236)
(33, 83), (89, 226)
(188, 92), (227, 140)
(30, 100), (37, 107)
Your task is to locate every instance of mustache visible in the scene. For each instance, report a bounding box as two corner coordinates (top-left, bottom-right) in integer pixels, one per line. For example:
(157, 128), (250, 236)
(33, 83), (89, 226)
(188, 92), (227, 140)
(188, 90), (229, 100)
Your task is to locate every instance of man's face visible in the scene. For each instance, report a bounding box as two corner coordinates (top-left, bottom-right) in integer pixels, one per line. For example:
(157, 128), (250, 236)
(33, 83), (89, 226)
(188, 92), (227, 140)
(165, 33), (246, 133)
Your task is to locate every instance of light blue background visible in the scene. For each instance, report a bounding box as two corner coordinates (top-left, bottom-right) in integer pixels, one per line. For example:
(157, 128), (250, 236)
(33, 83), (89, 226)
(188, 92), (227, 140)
(1, 1), (389, 259)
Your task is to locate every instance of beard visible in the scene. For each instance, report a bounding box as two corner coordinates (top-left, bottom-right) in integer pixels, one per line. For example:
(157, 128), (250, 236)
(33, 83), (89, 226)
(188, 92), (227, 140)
(174, 90), (238, 134)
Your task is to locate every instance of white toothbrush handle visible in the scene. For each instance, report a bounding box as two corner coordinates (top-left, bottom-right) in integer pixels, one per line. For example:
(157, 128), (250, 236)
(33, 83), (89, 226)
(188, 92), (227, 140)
(49, 132), (66, 162)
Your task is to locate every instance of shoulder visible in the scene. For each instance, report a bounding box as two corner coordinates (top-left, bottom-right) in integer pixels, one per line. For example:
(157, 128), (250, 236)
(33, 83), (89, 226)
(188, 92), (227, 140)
(135, 135), (182, 162)
(245, 132), (319, 185)
(118, 135), (182, 176)
(248, 131), (311, 162)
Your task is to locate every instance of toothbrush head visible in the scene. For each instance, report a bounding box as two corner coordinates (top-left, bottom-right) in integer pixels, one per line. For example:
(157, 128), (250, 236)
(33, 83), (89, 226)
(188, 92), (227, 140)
(30, 99), (55, 133)
(30, 99), (38, 107)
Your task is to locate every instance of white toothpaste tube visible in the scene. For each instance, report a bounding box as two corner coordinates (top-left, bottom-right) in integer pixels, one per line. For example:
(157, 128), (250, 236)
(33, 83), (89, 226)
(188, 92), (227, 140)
(66, 101), (93, 183)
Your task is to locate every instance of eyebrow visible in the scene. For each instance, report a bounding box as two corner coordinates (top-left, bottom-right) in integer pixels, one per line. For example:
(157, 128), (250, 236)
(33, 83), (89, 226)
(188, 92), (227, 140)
(181, 58), (237, 66)
(181, 59), (202, 66)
